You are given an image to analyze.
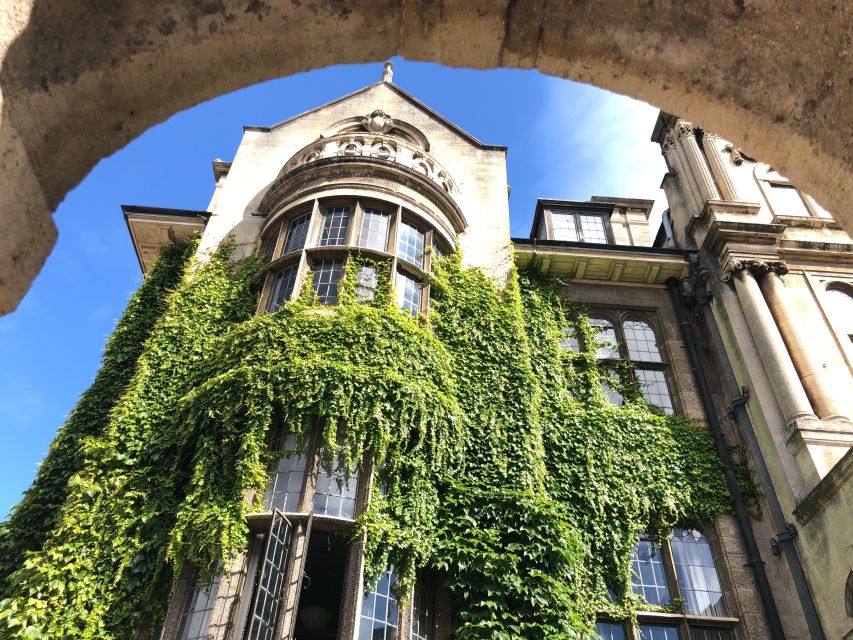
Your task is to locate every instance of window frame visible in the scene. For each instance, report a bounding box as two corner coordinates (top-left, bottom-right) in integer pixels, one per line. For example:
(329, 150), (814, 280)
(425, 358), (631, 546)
(577, 309), (676, 414)
(598, 529), (739, 640)
(545, 207), (616, 245)
(257, 195), (448, 316)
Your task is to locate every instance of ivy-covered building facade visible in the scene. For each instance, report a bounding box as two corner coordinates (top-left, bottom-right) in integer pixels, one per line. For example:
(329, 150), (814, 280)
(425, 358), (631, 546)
(1, 65), (851, 640)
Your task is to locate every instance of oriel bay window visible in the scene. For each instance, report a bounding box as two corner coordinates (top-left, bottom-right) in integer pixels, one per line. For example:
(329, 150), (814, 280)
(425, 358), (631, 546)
(597, 529), (735, 640)
(164, 422), (445, 640)
(258, 196), (451, 316)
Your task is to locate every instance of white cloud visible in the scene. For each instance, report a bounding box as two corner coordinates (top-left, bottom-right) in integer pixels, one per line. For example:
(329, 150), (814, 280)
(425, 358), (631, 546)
(535, 79), (668, 236)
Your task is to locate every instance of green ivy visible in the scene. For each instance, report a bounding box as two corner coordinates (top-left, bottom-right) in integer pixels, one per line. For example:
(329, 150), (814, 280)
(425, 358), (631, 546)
(0, 247), (730, 639)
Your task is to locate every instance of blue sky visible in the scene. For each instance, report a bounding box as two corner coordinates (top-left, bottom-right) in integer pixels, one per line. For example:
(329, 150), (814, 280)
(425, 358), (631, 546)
(0, 58), (667, 517)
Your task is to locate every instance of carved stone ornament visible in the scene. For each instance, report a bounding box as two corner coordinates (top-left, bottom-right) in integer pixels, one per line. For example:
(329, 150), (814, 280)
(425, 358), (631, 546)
(722, 143), (744, 166)
(661, 121), (695, 156)
(721, 258), (789, 281)
(362, 109), (395, 134)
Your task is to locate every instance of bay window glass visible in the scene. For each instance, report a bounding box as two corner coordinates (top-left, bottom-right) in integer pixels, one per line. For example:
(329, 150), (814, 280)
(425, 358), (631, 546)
(670, 529), (727, 617)
(356, 265), (379, 302)
(360, 209), (391, 251)
(264, 433), (308, 513)
(359, 567), (399, 640)
(177, 569), (223, 640)
(283, 213), (311, 254)
(630, 535), (670, 606)
(259, 222), (280, 259)
(396, 271), (422, 316)
(397, 221), (425, 268)
(267, 264), (299, 312)
(312, 259), (344, 305)
(320, 206), (352, 246)
(313, 454), (358, 519)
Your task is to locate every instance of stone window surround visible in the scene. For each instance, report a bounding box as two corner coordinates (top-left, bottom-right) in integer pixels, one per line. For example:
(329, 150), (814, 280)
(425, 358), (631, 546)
(576, 308), (677, 415)
(159, 421), (449, 640)
(257, 193), (452, 317)
(599, 528), (740, 640)
(541, 206), (617, 245)
(754, 164), (831, 222)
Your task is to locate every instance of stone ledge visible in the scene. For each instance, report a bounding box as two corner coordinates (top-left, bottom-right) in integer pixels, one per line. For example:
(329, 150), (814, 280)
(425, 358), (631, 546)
(793, 445), (853, 525)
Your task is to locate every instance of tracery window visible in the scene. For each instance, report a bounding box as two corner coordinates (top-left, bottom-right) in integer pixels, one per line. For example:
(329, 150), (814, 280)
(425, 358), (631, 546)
(569, 312), (674, 414)
(597, 529), (733, 640)
(258, 196), (450, 316)
(825, 284), (853, 345)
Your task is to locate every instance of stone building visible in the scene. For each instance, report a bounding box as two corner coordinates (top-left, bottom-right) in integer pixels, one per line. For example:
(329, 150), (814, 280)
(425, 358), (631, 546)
(118, 69), (851, 640)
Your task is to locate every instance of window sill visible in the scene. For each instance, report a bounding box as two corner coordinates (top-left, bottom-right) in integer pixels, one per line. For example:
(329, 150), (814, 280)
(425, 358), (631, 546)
(245, 510), (355, 532)
(773, 214), (840, 230)
(634, 610), (739, 626)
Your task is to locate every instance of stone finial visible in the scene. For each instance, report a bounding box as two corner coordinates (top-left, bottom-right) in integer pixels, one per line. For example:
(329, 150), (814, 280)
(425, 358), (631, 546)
(382, 61), (394, 83)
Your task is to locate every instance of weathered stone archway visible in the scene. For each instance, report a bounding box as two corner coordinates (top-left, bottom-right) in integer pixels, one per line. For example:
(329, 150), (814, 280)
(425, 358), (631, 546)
(2, 0), (851, 313)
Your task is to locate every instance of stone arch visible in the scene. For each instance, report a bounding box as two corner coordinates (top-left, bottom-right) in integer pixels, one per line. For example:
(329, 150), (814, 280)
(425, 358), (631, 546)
(2, 0), (852, 314)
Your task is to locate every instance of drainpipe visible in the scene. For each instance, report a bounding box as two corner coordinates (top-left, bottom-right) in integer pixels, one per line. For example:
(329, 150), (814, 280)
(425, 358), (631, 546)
(684, 262), (827, 640)
(666, 276), (787, 640)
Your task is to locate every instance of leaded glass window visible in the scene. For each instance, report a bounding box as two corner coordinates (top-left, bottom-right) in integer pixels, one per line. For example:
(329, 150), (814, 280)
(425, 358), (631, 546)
(590, 317), (620, 359)
(548, 211), (611, 243)
(601, 379), (624, 407)
(578, 214), (609, 244)
(312, 259), (344, 305)
(356, 265), (379, 302)
(560, 326), (579, 351)
(259, 222), (280, 259)
(264, 433), (308, 513)
(639, 625), (681, 640)
(635, 369), (674, 415)
(670, 529), (727, 617)
(267, 264), (299, 312)
(313, 454), (358, 519)
(396, 271), (422, 316)
(319, 206), (352, 246)
(245, 512), (292, 640)
(283, 213), (311, 254)
(359, 209), (391, 251)
(177, 569), (223, 640)
(690, 627), (734, 640)
(630, 535), (670, 606)
(397, 221), (425, 268)
(595, 622), (626, 640)
(551, 212), (579, 241)
(624, 320), (662, 363)
(359, 567), (399, 640)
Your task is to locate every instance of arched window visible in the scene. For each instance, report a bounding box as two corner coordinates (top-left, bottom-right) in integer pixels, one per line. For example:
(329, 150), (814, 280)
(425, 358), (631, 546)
(826, 285), (853, 344)
(670, 528), (728, 617)
(624, 320), (662, 363)
(590, 317), (619, 359)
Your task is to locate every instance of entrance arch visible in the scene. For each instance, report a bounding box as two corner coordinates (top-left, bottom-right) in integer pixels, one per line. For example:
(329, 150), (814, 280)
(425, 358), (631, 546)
(2, 0), (851, 313)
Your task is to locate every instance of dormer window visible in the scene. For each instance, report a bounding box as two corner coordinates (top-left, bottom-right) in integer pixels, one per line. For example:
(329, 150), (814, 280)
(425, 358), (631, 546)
(541, 207), (614, 244)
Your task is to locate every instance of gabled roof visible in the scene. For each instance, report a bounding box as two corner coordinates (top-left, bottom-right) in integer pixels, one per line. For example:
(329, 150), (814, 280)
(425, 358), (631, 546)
(244, 81), (506, 152)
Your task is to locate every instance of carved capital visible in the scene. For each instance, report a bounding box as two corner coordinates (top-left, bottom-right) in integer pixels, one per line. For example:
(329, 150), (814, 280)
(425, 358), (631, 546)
(722, 258), (788, 281)
(661, 121), (695, 156)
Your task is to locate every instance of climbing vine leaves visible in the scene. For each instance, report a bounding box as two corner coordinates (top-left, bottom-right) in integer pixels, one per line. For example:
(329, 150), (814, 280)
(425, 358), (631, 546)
(0, 246), (729, 639)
